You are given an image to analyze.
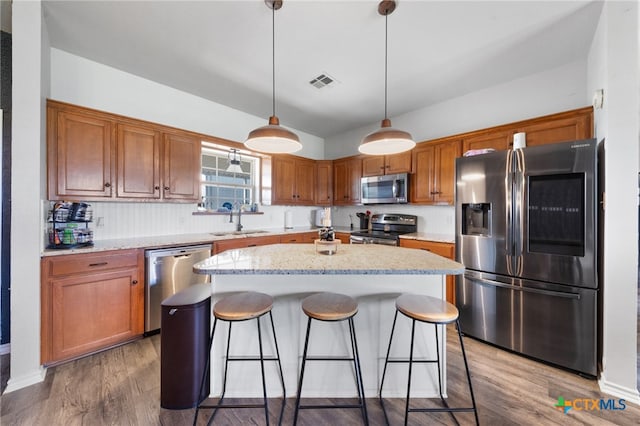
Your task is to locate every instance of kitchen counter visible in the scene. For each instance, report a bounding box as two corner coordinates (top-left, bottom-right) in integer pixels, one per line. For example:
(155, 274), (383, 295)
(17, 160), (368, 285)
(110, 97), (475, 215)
(194, 243), (463, 399)
(194, 243), (463, 275)
(40, 226), (356, 257)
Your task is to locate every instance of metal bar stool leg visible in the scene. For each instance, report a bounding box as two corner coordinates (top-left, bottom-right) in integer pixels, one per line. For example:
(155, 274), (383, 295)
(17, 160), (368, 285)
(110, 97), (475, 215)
(293, 316), (312, 426)
(434, 324), (446, 404)
(206, 321), (233, 425)
(378, 309), (399, 426)
(348, 317), (369, 426)
(404, 319), (416, 426)
(268, 311), (287, 426)
(457, 320), (480, 426)
(256, 316), (270, 426)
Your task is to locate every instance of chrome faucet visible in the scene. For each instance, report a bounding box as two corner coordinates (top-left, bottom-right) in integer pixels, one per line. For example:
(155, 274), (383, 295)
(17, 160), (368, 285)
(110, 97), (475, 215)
(229, 202), (243, 232)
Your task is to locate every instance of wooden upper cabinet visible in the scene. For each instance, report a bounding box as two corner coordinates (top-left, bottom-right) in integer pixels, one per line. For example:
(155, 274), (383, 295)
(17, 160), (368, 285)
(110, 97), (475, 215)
(49, 108), (114, 199)
(117, 124), (161, 199)
(272, 156), (296, 204)
(271, 155), (316, 205)
(433, 141), (461, 205)
(333, 156), (362, 205)
(462, 131), (513, 154)
(361, 151), (412, 177)
(315, 161), (333, 206)
(411, 139), (461, 205)
(47, 100), (202, 202)
(295, 158), (316, 205)
(515, 112), (593, 147)
(162, 132), (201, 201)
(458, 106), (593, 155)
(362, 156), (385, 177)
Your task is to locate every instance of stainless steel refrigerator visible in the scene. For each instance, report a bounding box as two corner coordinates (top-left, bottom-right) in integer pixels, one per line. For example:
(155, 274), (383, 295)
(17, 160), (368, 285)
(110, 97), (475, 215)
(455, 139), (600, 376)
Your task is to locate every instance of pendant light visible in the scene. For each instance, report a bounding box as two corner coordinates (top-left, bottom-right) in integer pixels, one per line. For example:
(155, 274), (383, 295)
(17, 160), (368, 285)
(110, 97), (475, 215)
(226, 149), (244, 173)
(359, 0), (415, 156)
(245, 0), (302, 154)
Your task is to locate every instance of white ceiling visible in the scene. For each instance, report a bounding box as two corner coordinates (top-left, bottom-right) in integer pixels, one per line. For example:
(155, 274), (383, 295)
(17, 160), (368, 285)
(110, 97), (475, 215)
(42, 0), (603, 139)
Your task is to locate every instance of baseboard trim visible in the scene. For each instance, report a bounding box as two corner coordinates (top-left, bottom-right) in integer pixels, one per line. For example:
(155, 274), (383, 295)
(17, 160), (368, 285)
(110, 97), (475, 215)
(599, 374), (640, 406)
(4, 367), (47, 394)
(0, 343), (9, 355)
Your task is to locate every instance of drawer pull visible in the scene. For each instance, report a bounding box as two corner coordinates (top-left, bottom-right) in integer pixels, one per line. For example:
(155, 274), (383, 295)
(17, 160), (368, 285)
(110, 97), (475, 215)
(420, 248), (432, 252)
(88, 262), (108, 267)
(248, 244), (257, 247)
(131, 280), (138, 285)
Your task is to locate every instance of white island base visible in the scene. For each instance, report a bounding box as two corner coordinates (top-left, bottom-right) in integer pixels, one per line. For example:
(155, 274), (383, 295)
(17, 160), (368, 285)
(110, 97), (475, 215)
(208, 273), (448, 399)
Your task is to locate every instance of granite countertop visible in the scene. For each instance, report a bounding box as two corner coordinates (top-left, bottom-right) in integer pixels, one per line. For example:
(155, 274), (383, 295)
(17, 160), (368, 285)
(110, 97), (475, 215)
(41, 226), (356, 257)
(193, 243), (464, 275)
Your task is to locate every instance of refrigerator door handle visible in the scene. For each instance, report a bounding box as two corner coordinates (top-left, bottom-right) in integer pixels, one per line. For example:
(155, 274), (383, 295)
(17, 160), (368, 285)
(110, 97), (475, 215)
(514, 149), (526, 274)
(465, 275), (581, 300)
(505, 149), (514, 275)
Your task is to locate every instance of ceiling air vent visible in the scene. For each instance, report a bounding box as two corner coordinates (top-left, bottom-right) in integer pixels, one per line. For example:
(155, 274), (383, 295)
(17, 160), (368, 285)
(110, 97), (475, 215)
(309, 73), (335, 89)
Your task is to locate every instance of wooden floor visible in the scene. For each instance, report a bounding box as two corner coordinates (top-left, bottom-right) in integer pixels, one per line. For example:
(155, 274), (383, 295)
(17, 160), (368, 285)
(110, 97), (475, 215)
(1, 324), (639, 426)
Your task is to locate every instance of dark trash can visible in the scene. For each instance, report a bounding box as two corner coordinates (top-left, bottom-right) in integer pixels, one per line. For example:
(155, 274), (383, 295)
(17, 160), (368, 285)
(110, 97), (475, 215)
(160, 283), (211, 409)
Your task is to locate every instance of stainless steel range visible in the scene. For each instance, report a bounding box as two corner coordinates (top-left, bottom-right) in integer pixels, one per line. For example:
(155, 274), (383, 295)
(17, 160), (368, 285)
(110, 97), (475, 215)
(350, 213), (417, 246)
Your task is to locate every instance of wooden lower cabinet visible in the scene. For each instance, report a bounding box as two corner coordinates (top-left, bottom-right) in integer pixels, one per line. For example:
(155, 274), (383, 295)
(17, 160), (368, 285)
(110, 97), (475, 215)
(399, 239), (456, 304)
(280, 231), (318, 243)
(213, 235), (281, 254)
(41, 249), (144, 365)
(334, 232), (351, 244)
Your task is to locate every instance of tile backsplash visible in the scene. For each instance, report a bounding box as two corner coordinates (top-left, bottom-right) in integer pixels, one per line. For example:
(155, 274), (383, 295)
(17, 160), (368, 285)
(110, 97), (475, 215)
(43, 201), (455, 243)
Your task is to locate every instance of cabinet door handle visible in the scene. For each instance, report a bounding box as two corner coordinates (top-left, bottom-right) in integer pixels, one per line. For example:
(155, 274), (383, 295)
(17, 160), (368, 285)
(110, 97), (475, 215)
(154, 186), (160, 190)
(164, 186), (170, 191)
(89, 262), (108, 267)
(132, 280), (138, 285)
(104, 182), (111, 188)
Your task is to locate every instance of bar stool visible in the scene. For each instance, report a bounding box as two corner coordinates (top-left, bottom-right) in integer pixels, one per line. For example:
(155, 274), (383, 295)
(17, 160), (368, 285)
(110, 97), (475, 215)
(293, 292), (368, 425)
(193, 291), (286, 426)
(379, 294), (479, 425)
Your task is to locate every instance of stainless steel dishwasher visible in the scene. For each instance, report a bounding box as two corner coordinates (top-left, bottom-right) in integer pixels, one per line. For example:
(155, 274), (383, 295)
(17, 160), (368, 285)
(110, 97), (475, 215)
(145, 244), (211, 333)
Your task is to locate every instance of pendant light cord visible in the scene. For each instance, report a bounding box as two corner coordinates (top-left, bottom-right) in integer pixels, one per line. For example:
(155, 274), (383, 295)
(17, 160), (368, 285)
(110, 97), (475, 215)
(272, 3), (276, 118)
(384, 12), (388, 120)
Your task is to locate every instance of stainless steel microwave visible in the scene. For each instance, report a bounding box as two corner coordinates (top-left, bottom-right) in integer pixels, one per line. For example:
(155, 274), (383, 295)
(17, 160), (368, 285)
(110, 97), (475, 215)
(361, 173), (408, 204)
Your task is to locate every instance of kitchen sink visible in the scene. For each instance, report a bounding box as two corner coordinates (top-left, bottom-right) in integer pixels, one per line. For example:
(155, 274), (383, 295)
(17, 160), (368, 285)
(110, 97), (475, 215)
(210, 230), (269, 236)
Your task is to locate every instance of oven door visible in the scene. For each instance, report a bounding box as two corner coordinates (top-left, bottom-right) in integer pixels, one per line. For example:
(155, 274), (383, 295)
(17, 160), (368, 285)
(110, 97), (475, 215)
(514, 140), (598, 288)
(349, 235), (398, 246)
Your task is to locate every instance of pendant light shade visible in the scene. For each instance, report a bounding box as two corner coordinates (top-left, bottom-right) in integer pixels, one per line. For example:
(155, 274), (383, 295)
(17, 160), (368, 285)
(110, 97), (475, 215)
(359, 0), (415, 156)
(359, 118), (415, 155)
(245, 116), (301, 154)
(245, 0), (302, 154)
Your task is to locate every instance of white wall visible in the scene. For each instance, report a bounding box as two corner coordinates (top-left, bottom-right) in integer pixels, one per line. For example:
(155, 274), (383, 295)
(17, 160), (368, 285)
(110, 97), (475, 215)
(588, 1), (640, 403)
(88, 202), (319, 240)
(325, 60), (588, 159)
(7, 0), (47, 392)
(50, 49), (325, 160)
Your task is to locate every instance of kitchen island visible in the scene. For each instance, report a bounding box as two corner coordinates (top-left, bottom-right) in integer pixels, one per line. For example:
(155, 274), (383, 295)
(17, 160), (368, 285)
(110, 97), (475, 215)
(193, 243), (464, 398)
